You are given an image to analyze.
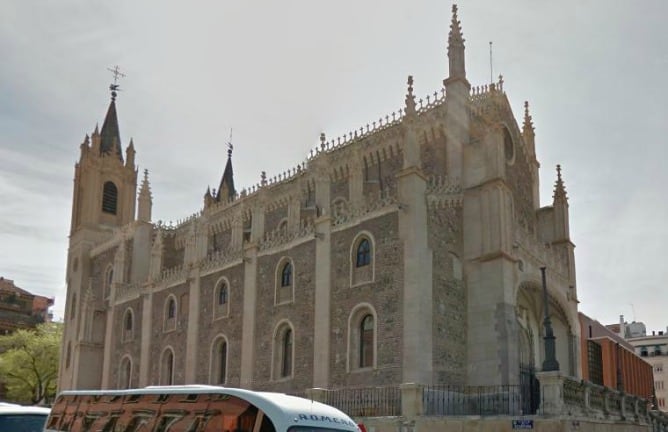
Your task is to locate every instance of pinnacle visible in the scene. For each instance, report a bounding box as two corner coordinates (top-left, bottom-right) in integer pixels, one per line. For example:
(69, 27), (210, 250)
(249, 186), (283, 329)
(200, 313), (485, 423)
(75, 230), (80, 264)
(553, 164), (568, 202)
(405, 75), (416, 116)
(523, 101), (534, 134)
(449, 4), (464, 46)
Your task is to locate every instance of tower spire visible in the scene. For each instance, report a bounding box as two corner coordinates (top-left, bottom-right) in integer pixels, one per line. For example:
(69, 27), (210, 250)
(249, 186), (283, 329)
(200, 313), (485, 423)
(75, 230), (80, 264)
(523, 101), (535, 136)
(404, 75), (416, 117)
(100, 67), (125, 162)
(216, 130), (236, 202)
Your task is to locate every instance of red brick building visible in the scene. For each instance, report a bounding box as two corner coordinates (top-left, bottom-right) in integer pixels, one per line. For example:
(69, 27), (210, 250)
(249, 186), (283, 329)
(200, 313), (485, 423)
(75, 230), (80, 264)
(579, 312), (653, 399)
(0, 277), (54, 334)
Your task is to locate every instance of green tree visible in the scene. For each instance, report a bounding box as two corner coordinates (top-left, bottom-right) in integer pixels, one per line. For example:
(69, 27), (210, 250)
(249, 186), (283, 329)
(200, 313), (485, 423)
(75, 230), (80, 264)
(0, 322), (62, 405)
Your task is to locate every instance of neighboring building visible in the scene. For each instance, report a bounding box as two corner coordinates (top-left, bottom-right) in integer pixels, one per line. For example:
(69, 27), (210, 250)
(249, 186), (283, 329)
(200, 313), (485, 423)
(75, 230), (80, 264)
(0, 277), (54, 334)
(579, 313), (653, 399)
(617, 319), (668, 412)
(59, 5), (581, 395)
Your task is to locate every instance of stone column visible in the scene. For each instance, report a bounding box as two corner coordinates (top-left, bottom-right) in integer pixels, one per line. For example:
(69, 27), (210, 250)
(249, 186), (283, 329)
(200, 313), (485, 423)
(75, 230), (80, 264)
(138, 290), (153, 386)
(397, 119), (433, 384)
(184, 271), (201, 383)
(400, 383), (425, 418)
(240, 243), (259, 388)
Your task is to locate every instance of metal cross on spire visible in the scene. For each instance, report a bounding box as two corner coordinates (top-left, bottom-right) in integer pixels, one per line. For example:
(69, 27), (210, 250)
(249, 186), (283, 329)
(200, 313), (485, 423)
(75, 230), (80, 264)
(107, 65), (126, 100)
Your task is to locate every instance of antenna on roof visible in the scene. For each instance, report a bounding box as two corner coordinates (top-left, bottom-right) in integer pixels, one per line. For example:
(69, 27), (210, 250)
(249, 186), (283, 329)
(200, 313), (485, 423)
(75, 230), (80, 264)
(107, 65), (126, 100)
(630, 303), (636, 322)
(489, 41), (493, 84)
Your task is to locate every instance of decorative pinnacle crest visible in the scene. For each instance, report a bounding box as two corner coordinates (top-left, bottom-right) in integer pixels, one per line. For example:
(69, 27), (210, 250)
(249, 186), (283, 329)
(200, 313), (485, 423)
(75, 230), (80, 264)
(523, 101), (534, 134)
(553, 164), (568, 201)
(449, 4), (464, 45)
(405, 75), (416, 116)
(107, 65), (126, 100)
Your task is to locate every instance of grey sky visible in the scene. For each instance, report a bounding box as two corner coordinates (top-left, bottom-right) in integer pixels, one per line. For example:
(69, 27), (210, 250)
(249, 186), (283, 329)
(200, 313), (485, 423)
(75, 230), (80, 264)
(1, 1), (666, 332)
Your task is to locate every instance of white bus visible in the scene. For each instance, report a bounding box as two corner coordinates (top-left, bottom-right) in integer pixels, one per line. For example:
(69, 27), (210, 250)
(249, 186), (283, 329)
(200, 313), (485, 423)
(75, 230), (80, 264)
(44, 385), (360, 432)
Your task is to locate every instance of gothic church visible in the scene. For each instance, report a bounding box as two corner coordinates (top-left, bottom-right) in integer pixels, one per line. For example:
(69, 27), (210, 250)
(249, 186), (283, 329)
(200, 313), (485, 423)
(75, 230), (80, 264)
(59, 5), (581, 392)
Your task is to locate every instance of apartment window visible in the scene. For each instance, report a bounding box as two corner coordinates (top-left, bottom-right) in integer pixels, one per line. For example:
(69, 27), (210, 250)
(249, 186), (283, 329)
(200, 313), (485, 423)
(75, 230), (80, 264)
(655, 364), (664, 373)
(659, 398), (666, 409)
(641, 346), (648, 357)
(655, 381), (664, 391)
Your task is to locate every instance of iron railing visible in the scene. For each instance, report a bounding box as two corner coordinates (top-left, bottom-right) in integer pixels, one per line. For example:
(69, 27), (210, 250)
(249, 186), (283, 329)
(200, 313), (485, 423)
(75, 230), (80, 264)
(323, 386), (401, 417)
(423, 385), (531, 416)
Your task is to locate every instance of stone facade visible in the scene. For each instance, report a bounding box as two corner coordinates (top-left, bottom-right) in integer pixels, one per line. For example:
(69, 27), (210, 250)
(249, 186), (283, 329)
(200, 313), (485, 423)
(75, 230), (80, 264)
(59, 5), (582, 394)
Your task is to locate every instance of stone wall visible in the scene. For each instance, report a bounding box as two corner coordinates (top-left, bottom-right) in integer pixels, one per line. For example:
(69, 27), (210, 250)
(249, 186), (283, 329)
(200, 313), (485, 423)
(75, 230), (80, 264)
(149, 282), (189, 384)
(329, 212), (403, 388)
(110, 296), (143, 387)
(196, 264), (245, 386)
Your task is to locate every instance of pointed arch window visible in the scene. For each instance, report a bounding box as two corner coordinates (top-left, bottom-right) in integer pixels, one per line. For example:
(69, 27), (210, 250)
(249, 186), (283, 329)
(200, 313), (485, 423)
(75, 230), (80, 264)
(275, 259), (295, 305)
(351, 233), (375, 286)
(102, 181), (118, 215)
(167, 298), (176, 319)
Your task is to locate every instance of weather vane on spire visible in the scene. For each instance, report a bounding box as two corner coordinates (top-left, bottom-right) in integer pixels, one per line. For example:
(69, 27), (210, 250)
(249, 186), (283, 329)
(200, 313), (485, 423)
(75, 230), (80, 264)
(107, 65), (126, 100)
(227, 128), (233, 158)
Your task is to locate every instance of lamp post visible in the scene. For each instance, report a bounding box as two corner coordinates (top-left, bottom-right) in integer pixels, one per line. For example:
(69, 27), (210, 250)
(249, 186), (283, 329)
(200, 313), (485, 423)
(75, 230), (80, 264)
(540, 267), (559, 371)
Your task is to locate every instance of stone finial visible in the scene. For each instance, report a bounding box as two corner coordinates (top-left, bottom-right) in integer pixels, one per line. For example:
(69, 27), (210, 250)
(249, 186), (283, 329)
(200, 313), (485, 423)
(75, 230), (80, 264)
(320, 132), (326, 151)
(523, 101), (535, 135)
(553, 164), (568, 202)
(261, 171), (267, 186)
(449, 4), (464, 46)
(405, 75), (416, 116)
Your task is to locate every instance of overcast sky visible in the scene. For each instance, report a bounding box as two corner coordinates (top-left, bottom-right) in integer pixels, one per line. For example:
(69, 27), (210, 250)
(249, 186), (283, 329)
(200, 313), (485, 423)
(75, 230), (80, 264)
(1, 1), (666, 332)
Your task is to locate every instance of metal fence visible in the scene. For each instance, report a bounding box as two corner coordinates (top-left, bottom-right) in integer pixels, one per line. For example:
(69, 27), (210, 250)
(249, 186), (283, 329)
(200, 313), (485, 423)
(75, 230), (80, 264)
(423, 385), (530, 416)
(323, 386), (401, 417)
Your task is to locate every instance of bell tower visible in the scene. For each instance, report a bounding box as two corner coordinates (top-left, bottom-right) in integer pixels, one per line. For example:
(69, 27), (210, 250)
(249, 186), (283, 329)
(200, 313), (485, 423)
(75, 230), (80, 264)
(60, 71), (138, 390)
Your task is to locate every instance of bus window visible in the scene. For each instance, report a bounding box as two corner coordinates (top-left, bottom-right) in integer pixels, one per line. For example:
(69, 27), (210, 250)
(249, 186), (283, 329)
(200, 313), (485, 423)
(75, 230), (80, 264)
(101, 416), (118, 432)
(205, 397), (258, 432)
(258, 413), (276, 432)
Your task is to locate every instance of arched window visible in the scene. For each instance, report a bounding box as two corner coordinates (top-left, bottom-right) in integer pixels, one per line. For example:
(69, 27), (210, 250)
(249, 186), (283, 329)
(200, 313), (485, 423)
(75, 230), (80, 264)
(123, 309), (134, 342)
(210, 337), (228, 385)
(214, 279), (230, 319)
(356, 239), (371, 267)
(351, 233), (375, 286)
(348, 304), (377, 371)
(160, 348), (174, 385)
(167, 298), (176, 319)
(102, 181), (118, 214)
(273, 322), (294, 380)
(118, 356), (132, 389)
(360, 314), (374, 368)
(164, 296), (177, 332)
(281, 262), (292, 287)
(275, 259), (295, 305)
(281, 329), (293, 378)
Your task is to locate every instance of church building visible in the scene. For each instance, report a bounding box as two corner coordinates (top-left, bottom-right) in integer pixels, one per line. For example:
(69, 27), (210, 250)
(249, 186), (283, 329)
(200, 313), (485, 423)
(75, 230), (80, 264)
(59, 5), (581, 393)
